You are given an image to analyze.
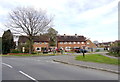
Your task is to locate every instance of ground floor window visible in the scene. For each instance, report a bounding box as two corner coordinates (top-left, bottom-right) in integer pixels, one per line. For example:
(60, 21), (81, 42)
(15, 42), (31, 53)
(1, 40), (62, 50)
(36, 47), (41, 51)
(65, 47), (71, 51)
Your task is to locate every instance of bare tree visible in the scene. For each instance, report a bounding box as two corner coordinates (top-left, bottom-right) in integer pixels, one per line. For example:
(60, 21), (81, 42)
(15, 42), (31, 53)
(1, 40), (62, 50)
(7, 7), (53, 54)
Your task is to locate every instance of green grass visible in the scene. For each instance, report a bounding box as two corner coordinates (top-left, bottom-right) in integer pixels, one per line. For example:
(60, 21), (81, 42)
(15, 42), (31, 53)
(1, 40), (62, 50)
(75, 54), (119, 65)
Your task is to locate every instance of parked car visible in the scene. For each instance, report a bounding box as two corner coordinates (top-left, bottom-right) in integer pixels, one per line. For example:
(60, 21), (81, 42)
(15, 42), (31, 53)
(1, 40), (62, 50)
(56, 48), (62, 52)
(74, 48), (88, 53)
(42, 48), (48, 54)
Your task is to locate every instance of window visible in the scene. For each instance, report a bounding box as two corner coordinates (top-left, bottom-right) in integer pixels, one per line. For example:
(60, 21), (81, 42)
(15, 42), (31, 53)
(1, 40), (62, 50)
(60, 47), (63, 50)
(77, 42), (80, 44)
(69, 42), (72, 44)
(65, 47), (71, 50)
(36, 47), (41, 51)
(73, 42), (76, 44)
(40, 42), (42, 44)
(34, 42), (37, 44)
(44, 42), (47, 44)
(64, 42), (67, 44)
(81, 42), (84, 44)
(87, 42), (90, 44)
(60, 42), (63, 44)
(34, 42), (39, 44)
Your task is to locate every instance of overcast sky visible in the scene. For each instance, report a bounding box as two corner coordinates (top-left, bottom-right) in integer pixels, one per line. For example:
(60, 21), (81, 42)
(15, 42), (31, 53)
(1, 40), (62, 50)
(0, 0), (118, 42)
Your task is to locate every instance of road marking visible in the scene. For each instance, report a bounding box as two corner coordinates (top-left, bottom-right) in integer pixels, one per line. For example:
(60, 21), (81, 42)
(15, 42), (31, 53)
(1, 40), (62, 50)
(19, 71), (38, 82)
(2, 63), (13, 68)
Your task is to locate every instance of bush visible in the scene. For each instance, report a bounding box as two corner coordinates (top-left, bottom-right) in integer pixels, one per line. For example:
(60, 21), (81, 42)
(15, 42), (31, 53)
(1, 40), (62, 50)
(95, 49), (100, 52)
(109, 46), (120, 57)
(10, 49), (22, 53)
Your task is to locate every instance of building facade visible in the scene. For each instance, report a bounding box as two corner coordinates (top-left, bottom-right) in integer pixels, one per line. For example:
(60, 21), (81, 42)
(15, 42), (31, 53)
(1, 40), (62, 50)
(57, 34), (96, 51)
(18, 34), (97, 52)
(18, 35), (49, 52)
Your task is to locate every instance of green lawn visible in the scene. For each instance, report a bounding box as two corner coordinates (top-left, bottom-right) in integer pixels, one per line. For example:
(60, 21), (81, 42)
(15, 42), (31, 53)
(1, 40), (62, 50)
(75, 54), (119, 65)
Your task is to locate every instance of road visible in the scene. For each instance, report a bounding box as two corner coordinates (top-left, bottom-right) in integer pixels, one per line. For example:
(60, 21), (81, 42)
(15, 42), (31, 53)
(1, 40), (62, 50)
(2, 56), (118, 81)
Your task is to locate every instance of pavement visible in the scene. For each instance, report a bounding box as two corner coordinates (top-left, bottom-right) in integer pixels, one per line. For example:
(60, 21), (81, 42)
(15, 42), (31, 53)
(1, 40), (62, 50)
(53, 53), (119, 74)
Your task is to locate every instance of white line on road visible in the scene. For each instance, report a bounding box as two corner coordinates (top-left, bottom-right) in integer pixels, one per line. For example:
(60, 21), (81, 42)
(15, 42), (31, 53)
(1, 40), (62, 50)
(19, 71), (39, 82)
(2, 63), (13, 68)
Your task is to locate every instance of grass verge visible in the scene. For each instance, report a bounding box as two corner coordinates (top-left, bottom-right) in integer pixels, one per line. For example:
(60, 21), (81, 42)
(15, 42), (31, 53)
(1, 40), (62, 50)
(75, 54), (119, 65)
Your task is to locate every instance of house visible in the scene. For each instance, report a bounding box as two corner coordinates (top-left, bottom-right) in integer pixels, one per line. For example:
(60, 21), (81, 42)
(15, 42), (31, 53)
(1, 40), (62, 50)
(56, 34), (96, 51)
(97, 42), (114, 50)
(86, 40), (97, 48)
(18, 34), (97, 52)
(18, 35), (49, 52)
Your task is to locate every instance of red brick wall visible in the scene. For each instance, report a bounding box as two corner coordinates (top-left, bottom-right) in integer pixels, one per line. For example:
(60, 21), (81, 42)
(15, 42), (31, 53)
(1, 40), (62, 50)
(33, 42), (49, 51)
(85, 40), (97, 48)
(57, 42), (86, 49)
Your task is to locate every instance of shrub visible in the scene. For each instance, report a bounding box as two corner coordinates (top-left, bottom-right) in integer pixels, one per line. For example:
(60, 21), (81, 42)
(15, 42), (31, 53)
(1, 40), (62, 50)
(10, 49), (21, 53)
(95, 49), (100, 52)
(109, 46), (120, 57)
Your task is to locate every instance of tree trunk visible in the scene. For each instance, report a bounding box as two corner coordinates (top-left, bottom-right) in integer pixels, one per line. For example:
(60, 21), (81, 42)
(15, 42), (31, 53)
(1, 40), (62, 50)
(28, 36), (33, 54)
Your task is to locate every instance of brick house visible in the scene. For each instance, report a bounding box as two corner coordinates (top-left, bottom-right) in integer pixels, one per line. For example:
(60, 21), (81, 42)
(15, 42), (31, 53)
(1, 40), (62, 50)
(56, 34), (96, 51)
(18, 34), (96, 52)
(18, 35), (49, 52)
(97, 42), (113, 50)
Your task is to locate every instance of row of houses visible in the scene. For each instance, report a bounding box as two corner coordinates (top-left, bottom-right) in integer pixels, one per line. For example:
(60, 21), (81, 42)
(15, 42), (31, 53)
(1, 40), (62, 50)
(95, 40), (120, 50)
(18, 34), (96, 52)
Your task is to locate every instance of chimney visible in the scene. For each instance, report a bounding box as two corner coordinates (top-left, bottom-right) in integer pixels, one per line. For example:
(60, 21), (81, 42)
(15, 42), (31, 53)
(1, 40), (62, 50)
(75, 34), (77, 37)
(75, 34), (77, 36)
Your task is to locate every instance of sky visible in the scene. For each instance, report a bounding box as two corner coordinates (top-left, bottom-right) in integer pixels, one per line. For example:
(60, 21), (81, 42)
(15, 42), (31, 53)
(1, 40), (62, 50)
(0, 0), (118, 42)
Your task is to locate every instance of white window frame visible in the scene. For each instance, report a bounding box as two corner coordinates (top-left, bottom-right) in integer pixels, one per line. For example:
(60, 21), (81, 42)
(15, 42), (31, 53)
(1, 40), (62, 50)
(40, 42), (42, 44)
(64, 42), (67, 44)
(36, 47), (41, 51)
(77, 42), (80, 44)
(73, 42), (76, 44)
(87, 42), (90, 44)
(81, 42), (84, 44)
(69, 42), (72, 44)
(44, 42), (47, 44)
(60, 42), (63, 44)
(65, 47), (71, 50)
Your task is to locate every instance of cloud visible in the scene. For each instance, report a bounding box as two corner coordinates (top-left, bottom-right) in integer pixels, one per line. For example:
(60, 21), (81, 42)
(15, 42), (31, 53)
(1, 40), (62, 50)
(0, 0), (118, 42)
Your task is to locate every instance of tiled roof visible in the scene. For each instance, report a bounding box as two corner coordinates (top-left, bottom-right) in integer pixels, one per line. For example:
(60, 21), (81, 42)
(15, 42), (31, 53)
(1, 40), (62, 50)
(115, 40), (120, 43)
(57, 35), (86, 42)
(99, 42), (111, 45)
(18, 35), (49, 43)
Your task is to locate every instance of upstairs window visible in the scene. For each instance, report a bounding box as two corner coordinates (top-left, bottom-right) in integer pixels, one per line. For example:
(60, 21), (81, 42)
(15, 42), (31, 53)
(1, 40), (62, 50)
(77, 42), (80, 44)
(69, 42), (72, 44)
(64, 42), (67, 44)
(60, 42), (63, 44)
(44, 42), (47, 44)
(40, 42), (42, 44)
(81, 42), (84, 44)
(34, 42), (39, 44)
(73, 42), (76, 44)
(87, 42), (90, 44)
